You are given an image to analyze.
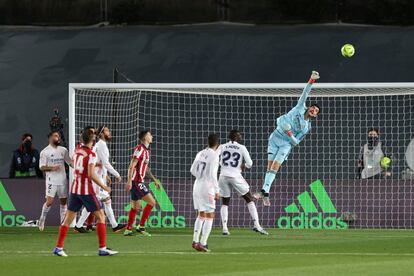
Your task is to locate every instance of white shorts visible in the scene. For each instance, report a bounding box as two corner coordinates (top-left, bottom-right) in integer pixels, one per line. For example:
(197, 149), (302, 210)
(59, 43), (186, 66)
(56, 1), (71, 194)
(193, 191), (216, 213)
(96, 188), (110, 201)
(219, 175), (250, 198)
(45, 184), (67, 199)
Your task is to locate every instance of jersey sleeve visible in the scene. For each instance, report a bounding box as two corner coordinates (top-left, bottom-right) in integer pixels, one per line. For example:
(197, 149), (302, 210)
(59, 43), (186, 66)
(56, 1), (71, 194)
(242, 146), (253, 169)
(294, 82), (313, 111)
(88, 153), (97, 165)
(39, 150), (47, 168)
(133, 146), (144, 161)
(190, 153), (200, 178)
(98, 143), (120, 178)
(210, 154), (220, 194)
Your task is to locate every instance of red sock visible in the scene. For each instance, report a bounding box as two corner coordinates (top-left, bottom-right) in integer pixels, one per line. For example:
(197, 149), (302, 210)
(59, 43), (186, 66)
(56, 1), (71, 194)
(96, 223), (106, 249)
(87, 213), (95, 226)
(56, 225), (69, 248)
(126, 208), (137, 230)
(139, 204), (153, 227)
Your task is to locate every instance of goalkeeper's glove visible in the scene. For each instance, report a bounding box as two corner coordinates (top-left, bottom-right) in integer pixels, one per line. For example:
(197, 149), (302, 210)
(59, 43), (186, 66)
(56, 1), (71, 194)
(283, 124), (299, 146)
(309, 70), (320, 84)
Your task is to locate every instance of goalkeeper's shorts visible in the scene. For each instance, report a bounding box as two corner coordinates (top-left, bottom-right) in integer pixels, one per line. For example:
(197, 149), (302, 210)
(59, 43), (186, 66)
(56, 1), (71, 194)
(267, 131), (292, 164)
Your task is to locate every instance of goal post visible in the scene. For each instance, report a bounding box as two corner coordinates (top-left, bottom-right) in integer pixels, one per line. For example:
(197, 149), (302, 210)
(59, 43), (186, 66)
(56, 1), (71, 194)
(68, 82), (414, 229)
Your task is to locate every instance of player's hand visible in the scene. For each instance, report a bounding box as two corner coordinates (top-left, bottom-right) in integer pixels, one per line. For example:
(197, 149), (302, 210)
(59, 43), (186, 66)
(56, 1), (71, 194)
(106, 175), (112, 186)
(241, 163), (246, 172)
(310, 71), (320, 80)
(103, 185), (111, 193)
(154, 179), (161, 190)
(51, 165), (61, 171)
(125, 182), (132, 191)
(215, 193), (220, 200)
(96, 161), (103, 168)
(115, 176), (122, 184)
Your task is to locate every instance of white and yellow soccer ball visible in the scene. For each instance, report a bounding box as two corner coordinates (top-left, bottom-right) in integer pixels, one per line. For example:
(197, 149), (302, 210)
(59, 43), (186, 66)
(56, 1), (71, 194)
(341, 44), (355, 58)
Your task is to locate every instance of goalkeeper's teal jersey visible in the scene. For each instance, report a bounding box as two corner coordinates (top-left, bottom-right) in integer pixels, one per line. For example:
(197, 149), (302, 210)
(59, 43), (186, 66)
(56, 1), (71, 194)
(274, 83), (313, 144)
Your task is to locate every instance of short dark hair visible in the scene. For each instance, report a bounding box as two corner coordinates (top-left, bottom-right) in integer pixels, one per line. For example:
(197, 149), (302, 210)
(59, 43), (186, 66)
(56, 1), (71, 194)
(229, 130), (240, 141)
(368, 127), (380, 135)
(82, 129), (95, 144)
(47, 131), (59, 138)
(138, 129), (151, 141)
(22, 133), (33, 141)
(83, 126), (95, 132)
(207, 133), (219, 147)
(309, 103), (321, 114)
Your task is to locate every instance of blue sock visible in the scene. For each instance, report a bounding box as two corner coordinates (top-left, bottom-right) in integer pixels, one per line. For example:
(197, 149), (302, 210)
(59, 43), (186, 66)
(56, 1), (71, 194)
(262, 171), (277, 195)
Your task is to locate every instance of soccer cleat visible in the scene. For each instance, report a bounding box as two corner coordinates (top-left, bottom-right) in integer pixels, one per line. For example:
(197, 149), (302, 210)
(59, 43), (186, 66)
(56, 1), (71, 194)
(38, 218), (45, 231)
(192, 241), (201, 251)
(112, 224), (126, 233)
(86, 225), (96, 231)
(196, 243), (210, 252)
(123, 229), (134, 236)
(222, 230), (231, 236)
(98, 248), (118, 256)
(253, 227), (269, 236)
(53, 248), (68, 257)
(262, 196), (271, 207)
(74, 226), (88, 233)
(136, 227), (152, 237)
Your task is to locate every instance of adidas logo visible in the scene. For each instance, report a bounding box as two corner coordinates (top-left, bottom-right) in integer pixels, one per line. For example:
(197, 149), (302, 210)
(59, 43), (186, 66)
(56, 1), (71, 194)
(0, 181), (26, 226)
(118, 180), (186, 228)
(277, 180), (348, 229)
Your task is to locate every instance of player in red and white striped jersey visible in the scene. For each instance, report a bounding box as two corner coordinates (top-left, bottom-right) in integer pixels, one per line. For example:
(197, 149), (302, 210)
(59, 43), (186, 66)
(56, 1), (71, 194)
(124, 129), (160, 237)
(52, 128), (118, 257)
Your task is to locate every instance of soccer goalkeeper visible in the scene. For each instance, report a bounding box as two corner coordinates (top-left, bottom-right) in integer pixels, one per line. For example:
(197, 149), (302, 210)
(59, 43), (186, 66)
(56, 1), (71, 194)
(255, 71), (321, 206)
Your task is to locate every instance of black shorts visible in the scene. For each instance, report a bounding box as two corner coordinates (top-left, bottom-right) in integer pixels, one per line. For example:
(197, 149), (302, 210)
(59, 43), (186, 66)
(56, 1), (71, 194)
(68, 193), (101, 213)
(130, 182), (150, 201)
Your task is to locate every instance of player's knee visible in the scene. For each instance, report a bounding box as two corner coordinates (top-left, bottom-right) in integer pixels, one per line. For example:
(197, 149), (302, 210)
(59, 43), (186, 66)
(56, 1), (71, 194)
(222, 197), (230, 206)
(95, 210), (105, 223)
(242, 192), (253, 203)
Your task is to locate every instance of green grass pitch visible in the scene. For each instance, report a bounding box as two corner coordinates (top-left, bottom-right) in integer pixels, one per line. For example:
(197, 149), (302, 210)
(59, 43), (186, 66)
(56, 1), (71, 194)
(1, 227), (414, 275)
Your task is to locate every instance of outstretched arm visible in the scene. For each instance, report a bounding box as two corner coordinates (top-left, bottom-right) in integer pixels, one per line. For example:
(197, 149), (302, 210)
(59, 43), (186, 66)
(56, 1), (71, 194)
(295, 71), (320, 109)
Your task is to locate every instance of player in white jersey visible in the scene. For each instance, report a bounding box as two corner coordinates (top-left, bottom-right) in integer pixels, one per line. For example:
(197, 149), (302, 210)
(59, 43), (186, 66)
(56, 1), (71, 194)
(219, 130), (268, 235)
(38, 131), (73, 231)
(191, 134), (220, 252)
(75, 125), (125, 233)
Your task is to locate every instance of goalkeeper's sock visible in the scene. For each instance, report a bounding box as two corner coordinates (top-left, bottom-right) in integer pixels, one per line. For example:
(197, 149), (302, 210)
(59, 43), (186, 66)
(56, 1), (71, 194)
(220, 205), (229, 232)
(247, 202), (261, 229)
(76, 208), (90, 228)
(262, 171), (277, 195)
(200, 218), (213, 246)
(193, 216), (205, 243)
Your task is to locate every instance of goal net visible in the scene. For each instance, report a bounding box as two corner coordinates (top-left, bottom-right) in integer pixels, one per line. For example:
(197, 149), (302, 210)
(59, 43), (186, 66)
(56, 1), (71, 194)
(69, 83), (414, 229)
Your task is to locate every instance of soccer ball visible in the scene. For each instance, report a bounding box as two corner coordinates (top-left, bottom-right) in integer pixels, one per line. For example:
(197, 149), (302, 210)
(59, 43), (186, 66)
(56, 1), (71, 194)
(380, 156), (392, 169)
(341, 44), (355, 57)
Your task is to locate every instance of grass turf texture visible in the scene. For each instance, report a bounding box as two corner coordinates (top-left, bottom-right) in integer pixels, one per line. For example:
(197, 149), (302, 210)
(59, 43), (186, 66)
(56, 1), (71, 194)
(1, 228), (414, 275)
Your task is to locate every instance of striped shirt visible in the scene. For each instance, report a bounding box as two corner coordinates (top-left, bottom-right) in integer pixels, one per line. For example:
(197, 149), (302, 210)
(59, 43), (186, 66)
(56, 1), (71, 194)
(132, 144), (150, 183)
(71, 146), (97, 195)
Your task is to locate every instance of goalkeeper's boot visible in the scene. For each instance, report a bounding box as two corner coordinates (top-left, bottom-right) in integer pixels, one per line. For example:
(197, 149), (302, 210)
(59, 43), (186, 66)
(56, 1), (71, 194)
(53, 248), (68, 257)
(112, 224), (126, 233)
(99, 248), (118, 256)
(74, 226), (88, 233)
(123, 229), (134, 236)
(262, 196), (271, 207)
(253, 227), (269, 236)
(196, 243), (210, 253)
(136, 227), (152, 237)
(38, 218), (45, 231)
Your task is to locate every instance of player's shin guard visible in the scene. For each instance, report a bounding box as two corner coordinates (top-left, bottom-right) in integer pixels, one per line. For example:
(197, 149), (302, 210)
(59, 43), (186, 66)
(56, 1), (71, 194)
(262, 170), (277, 195)
(59, 204), (67, 224)
(139, 204), (153, 227)
(96, 223), (106, 250)
(200, 218), (213, 246)
(247, 202), (261, 229)
(126, 208), (137, 230)
(104, 199), (118, 228)
(220, 205), (229, 232)
(56, 225), (69, 249)
(193, 216), (205, 243)
(76, 208), (90, 228)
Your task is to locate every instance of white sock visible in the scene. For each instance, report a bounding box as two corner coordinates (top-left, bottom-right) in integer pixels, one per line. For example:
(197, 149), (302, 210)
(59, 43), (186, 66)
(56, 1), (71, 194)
(193, 216), (205, 243)
(60, 204), (67, 224)
(104, 199), (118, 228)
(247, 202), (261, 229)
(76, 208), (90, 228)
(220, 205), (229, 232)
(40, 203), (51, 220)
(200, 218), (213, 246)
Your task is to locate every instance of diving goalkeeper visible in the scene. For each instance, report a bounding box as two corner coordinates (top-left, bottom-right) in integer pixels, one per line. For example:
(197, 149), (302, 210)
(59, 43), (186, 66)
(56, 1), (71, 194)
(254, 71), (321, 206)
